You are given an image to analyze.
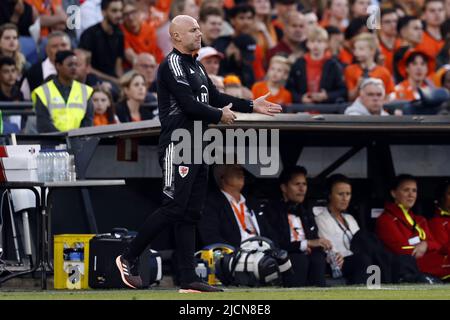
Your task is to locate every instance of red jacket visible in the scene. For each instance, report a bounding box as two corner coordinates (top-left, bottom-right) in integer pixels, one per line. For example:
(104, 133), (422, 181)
(376, 202), (441, 256)
(428, 208), (450, 256)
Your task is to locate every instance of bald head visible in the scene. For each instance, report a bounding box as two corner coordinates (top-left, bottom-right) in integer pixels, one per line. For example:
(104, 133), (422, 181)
(169, 15), (203, 54)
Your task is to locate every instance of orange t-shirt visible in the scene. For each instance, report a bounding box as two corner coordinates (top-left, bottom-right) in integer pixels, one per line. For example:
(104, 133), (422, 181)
(120, 22), (164, 64)
(391, 79), (430, 101)
(415, 31), (444, 62)
(94, 113), (112, 126)
(26, 0), (62, 37)
(252, 81), (292, 105)
(338, 48), (354, 66)
(344, 63), (396, 94)
(304, 53), (326, 94)
(252, 45), (266, 81)
(379, 37), (402, 74)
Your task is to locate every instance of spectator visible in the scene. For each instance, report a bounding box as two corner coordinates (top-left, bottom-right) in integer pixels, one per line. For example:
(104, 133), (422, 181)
(116, 70), (153, 122)
(320, 0), (349, 32)
(32, 50), (94, 133)
(79, 0), (125, 84)
(314, 174), (371, 285)
(436, 19), (450, 69)
(446, 0), (450, 18)
(325, 26), (344, 64)
(393, 15), (424, 83)
(252, 55), (292, 105)
(286, 26), (347, 104)
(378, 8), (401, 74)
(209, 74), (225, 92)
(428, 180), (450, 259)
(132, 53), (158, 103)
(0, 55), (24, 133)
(214, 4), (258, 88)
(77, 0), (103, 40)
(198, 164), (273, 249)
(92, 86), (118, 126)
(20, 31), (71, 100)
(26, 0), (67, 37)
(303, 10), (319, 35)
(197, 46), (224, 76)
(120, 0), (163, 67)
(416, 0), (446, 59)
(345, 32), (395, 101)
(0, 23), (28, 76)
(266, 11), (306, 65)
(376, 174), (450, 280)
(345, 78), (389, 115)
(74, 48), (102, 88)
(251, 0), (278, 57)
(264, 166), (330, 287)
(272, 0), (298, 39)
(199, 6), (224, 47)
(349, 0), (370, 18)
(440, 68), (450, 91)
(223, 74), (252, 99)
(0, 0), (37, 37)
(157, 0), (199, 56)
(335, 16), (370, 66)
(390, 50), (435, 101)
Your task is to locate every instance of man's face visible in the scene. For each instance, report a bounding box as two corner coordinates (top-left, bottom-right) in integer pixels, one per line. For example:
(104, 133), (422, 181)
(103, 0), (123, 26)
(407, 56), (428, 83)
(424, 1), (445, 27)
(359, 84), (385, 115)
(403, 20), (423, 44)
(178, 18), (203, 52)
(200, 56), (221, 75)
(351, 0), (370, 18)
(284, 13), (305, 43)
(275, 3), (297, 22)
(0, 64), (17, 87)
(183, 0), (199, 20)
(303, 12), (318, 34)
(46, 36), (71, 63)
(328, 33), (344, 54)
(74, 51), (88, 80)
(223, 165), (245, 192)
(57, 56), (78, 80)
(330, 0), (349, 20)
(200, 15), (223, 42)
(134, 56), (157, 86)
(381, 12), (398, 37)
(231, 12), (255, 34)
(281, 174), (307, 204)
(122, 3), (140, 30)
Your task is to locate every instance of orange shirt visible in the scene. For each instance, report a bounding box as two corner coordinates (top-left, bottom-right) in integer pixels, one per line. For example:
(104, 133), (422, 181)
(252, 81), (292, 105)
(379, 37), (402, 74)
(416, 31), (444, 62)
(94, 113), (112, 126)
(338, 48), (354, 66)
(26, 0), (62, 37)
(252, 45), (266, 81)
(120, 22), (164, 64)
(304, 53), (326, 94)
(391, 79), (430, 101)
(344, 63), (396, 94)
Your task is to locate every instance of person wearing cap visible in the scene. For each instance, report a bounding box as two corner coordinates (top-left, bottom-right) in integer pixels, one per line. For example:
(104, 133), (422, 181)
(344, 78), (389, 115)
(197, 46), (223, 76)
(32, 50), (94, 133)
(390, 50), (435, 102)
(214, 4), (259, 87)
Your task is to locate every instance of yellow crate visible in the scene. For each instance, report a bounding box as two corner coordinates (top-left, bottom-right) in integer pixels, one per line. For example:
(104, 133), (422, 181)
(54, 234), (95, 289)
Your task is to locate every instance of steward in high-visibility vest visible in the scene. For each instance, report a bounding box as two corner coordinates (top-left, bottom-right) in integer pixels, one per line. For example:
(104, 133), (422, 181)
(32, 50), (94, 133)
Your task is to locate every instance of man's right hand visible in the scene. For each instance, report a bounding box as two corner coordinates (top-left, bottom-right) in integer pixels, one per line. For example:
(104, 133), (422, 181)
(220, 103), (236, 125)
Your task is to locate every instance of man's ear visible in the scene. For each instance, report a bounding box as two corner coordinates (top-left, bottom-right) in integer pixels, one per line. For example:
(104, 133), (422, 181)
(390, 189), (396, 200)
(280, 183), (287, 195)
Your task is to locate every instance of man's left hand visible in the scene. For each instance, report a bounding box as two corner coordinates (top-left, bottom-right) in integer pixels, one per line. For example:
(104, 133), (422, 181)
(252, 92), (282, 116)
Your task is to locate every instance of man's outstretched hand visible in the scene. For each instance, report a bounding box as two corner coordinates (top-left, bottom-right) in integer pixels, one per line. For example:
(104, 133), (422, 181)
(252, 92), (283, 116)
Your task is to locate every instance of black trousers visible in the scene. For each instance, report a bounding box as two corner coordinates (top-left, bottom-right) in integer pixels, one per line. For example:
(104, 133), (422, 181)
(124, 144), (208, 284)
(342, 252), (372, 285)
(283, 250), (327, 287)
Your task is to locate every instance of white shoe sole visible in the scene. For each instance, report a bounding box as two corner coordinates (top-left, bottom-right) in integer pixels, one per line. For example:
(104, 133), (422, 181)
(115, 255), (137, 289)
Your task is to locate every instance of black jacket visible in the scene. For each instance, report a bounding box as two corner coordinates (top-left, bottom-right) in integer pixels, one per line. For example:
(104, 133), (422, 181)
(115, 100), (155, 123)
(198, 191), (273, 249)
(285, 57), (347, 103)
(264, 199), (320, 253)
(157, 48), (252, 157)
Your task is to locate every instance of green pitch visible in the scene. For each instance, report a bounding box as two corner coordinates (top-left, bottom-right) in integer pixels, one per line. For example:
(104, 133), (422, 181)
(1, 285), (450, 300)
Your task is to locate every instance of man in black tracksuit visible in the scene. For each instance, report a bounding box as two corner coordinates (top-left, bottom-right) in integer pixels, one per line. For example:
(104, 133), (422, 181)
(115, 15), (281, 292)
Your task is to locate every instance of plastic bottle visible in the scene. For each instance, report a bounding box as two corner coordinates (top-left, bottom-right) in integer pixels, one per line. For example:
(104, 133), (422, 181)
(327, 250), (343, 278)
(36, 151), (45, 182)
(68, 154), (76, 182)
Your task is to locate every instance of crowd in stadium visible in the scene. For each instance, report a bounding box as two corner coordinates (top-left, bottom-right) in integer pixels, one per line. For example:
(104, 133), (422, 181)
(0, 0), (450, 134)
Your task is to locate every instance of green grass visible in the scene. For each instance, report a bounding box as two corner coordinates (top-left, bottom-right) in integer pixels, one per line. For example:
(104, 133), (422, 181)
(1, 285), (450, 300)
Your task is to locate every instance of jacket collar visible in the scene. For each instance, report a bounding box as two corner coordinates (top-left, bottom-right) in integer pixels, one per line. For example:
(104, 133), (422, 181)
(384, 202), (413, 220)
(172, 47), (198, 62)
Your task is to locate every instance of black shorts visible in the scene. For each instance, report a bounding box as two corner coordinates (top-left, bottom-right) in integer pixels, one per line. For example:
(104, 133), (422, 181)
(160, 143), (209, 221)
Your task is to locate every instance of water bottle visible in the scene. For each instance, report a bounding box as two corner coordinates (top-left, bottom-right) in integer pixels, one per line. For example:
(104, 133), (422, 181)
(61, 151), (70, 181)
(68, 154), (76, 182)
(36, 151), (45, 182)
(43, 151), (52, 182)
(327, 250), (343, 278)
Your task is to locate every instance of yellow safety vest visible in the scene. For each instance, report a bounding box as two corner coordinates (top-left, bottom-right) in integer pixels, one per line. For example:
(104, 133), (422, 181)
(32, 80), (93, 132)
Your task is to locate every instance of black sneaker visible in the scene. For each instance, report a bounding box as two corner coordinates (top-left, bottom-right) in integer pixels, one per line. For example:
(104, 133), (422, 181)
(115, 255), (143, 289)
(179, 281), (224, 293)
